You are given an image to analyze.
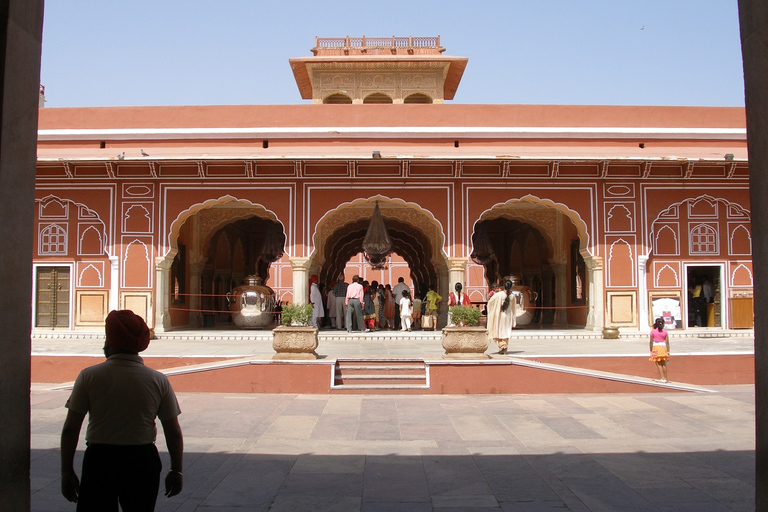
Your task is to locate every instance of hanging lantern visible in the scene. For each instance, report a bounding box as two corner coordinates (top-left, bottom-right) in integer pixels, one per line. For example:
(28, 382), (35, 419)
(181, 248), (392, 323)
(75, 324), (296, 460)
(470, 221), (495, 265)
(260, 221), (285, 263)
(362, 201), (392, 268)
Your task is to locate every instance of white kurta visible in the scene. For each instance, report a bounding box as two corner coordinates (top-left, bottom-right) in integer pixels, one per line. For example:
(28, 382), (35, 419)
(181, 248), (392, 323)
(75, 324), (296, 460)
(486, 290), (516, 349)
(310, 282), (324, 327)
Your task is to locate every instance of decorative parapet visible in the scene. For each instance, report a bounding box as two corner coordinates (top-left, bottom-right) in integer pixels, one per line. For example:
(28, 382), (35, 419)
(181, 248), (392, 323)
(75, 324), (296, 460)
(312, 36), (444, 56)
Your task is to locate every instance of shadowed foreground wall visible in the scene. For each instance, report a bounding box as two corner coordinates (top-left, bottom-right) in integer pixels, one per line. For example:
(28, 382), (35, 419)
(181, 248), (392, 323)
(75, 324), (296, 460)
(738, 0), (768, 508)
(0, 1), (44, 510)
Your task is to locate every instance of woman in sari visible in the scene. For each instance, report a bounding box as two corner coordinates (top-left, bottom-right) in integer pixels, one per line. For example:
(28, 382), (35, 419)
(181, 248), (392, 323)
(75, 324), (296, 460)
(486, 280), (516, 354)
(362, 281), (376, 332)
(382, 284), (396, 330)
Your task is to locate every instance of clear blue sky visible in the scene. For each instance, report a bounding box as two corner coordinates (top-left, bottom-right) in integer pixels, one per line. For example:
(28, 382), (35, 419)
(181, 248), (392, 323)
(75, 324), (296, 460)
(40, 0), (745, 108)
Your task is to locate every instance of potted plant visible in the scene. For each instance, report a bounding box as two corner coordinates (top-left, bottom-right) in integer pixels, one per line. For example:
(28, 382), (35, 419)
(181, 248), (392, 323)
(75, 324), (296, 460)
(272, 303), (318, 359)
(448, 305), (481, 327)
(281, 303), (314, 326)
(442, 305), (489, 359)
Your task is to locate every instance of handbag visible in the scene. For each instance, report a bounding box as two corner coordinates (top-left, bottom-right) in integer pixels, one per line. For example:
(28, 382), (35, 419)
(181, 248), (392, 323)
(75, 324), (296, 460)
(422, 315), (433, 329)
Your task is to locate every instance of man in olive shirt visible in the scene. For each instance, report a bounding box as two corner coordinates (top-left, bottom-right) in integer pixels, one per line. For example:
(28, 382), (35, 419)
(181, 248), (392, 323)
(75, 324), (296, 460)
(60, 310), (184, 510)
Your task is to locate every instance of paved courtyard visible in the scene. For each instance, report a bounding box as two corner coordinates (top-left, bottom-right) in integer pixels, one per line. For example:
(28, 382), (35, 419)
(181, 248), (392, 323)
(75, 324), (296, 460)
(31, 384), (755, 511)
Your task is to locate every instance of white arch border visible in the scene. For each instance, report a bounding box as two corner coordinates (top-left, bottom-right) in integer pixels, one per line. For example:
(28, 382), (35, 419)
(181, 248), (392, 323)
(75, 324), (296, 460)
(309, 194), (450, 266)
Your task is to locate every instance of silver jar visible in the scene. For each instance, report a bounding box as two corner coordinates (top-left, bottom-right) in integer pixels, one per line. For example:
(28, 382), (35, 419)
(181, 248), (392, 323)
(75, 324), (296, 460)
(227, 275), (276, 329)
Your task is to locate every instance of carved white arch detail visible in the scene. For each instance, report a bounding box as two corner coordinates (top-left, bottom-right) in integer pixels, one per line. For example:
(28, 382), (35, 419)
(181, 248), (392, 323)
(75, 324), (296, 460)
(310, 195), (448, 267)
(166, 195), (286, 260)
(473, 194), (591, 260)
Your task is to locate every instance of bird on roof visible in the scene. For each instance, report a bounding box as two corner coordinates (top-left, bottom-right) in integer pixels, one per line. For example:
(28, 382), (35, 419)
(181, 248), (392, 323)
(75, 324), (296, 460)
(140, 149), (150, 157)
(117, 152), (125, 160)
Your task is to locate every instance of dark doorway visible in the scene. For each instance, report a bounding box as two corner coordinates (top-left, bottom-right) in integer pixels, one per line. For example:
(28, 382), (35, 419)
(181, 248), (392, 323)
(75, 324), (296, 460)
(686, 265), (721, 328)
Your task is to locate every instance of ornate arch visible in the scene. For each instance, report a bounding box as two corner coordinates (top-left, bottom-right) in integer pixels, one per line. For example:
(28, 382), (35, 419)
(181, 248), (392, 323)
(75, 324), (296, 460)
(166, 195), (286, 260)
(473, 194), (591, 263)
(310, 196), (448, 288)
(311, 195), (447, 267)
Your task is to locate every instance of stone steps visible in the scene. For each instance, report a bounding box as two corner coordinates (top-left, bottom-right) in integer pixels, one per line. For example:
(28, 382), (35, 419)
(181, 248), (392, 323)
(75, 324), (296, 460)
(332, 358), (429, 391)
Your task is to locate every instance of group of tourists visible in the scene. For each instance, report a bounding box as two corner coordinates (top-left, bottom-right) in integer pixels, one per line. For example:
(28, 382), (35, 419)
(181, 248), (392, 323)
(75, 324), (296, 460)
(308, 274), (444, 333)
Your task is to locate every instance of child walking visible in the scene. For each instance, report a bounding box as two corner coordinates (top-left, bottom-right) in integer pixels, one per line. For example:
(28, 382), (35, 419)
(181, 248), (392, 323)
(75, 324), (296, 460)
(399, 290), (413, 331)
(649, 317), (670, 382)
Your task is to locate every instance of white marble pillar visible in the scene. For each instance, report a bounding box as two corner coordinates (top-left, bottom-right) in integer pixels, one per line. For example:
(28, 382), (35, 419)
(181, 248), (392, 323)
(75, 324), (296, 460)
(638, 255), (650, 332)
(109, 255), (119, 311)
(154, 257), (172, 332)
(585, 255), (604, 331)
(447, 257), (468, 294)
(290, 257), (310, 305)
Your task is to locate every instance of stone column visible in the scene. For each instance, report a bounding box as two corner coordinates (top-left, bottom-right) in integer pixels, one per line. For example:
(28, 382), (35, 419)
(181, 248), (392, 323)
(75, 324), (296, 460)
(436, 262), (450, 328)
(738, 1), (768, 506)
(638, 256), (650, 333)
(109, 255), (119, 311)
(0, 1), (43, 509)
(447, 257), (468, 293)
(584, 255), (604, 331)
(290, 257), (310, 305)
(551, 263), (568, 327)
(188, 256), (207, 328)
(154, 257), (172, 333)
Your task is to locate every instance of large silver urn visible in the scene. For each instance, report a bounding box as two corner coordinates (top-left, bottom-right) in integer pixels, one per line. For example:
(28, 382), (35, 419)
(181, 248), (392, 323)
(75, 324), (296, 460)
(227, 275), (276, 329)
(508, 275), (539, 326)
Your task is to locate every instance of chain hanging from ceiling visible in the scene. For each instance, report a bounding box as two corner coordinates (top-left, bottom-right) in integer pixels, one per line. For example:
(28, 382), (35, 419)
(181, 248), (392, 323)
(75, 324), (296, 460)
(362, 201), (392, 269)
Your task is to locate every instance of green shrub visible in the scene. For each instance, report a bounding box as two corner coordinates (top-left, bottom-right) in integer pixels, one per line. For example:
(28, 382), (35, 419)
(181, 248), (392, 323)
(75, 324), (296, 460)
(281, 303), (314, 326)
(448, 305), (482, 326)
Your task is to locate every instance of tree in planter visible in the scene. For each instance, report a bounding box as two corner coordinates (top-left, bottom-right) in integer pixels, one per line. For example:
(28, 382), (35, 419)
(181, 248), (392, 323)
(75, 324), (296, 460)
(280, 303), (314, 326)
(448, 305), (481, 327)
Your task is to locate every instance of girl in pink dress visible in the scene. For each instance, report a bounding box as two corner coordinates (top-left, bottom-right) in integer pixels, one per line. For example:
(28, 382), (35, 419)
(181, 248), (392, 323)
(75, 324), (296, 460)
(649, 317), (670, 382)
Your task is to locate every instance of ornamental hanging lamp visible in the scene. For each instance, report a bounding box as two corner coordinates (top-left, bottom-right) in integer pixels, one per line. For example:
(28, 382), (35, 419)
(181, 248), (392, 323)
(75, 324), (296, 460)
(362, 201), (392, 269)
(470, 221), (495, 265)
(259, 221), (286, 264)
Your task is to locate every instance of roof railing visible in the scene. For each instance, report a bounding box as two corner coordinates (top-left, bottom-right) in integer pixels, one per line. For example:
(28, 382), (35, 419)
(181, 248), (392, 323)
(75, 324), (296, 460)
(312, 36), (443, 55)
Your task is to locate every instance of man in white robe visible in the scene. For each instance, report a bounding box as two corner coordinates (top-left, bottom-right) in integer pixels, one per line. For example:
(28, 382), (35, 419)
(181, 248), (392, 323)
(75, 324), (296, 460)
(310, 280), (324, 328)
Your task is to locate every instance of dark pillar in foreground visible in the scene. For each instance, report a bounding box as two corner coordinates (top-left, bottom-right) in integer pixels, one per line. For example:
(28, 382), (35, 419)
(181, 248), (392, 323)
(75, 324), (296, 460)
(738, 1), (768, 508)
(0, 1), (44, 510)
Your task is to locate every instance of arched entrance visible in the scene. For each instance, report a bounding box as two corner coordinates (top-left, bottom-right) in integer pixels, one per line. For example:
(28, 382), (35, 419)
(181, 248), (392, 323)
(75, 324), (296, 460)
(470, 197), (594, 328)
(158, 197), (286, 331)
(309, 196), (449, 319)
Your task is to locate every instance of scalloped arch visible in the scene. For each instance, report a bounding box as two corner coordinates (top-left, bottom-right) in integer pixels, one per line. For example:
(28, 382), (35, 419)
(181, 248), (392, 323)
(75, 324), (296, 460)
(311, 195), (448, 269)
(473, 194), (591, 259)
(166, 195), (285, 259)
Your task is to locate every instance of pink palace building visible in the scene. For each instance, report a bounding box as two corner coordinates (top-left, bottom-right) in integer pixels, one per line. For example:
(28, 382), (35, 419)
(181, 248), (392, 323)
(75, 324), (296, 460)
(33, 36), (752, 334)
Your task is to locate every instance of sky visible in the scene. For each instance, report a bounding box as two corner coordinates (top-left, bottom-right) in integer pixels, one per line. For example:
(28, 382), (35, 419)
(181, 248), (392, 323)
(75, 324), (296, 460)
(40, 0), (745, 108)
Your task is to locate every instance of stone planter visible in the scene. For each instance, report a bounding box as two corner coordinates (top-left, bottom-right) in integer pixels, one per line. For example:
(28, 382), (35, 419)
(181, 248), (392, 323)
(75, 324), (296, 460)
(602, 327), (620, 339)
(441, 326), (490, 359)
(272, 325), (319, 360)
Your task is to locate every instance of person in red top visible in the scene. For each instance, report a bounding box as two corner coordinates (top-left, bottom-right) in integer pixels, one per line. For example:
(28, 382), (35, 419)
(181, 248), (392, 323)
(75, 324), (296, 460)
(448, 282), (471, 306)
